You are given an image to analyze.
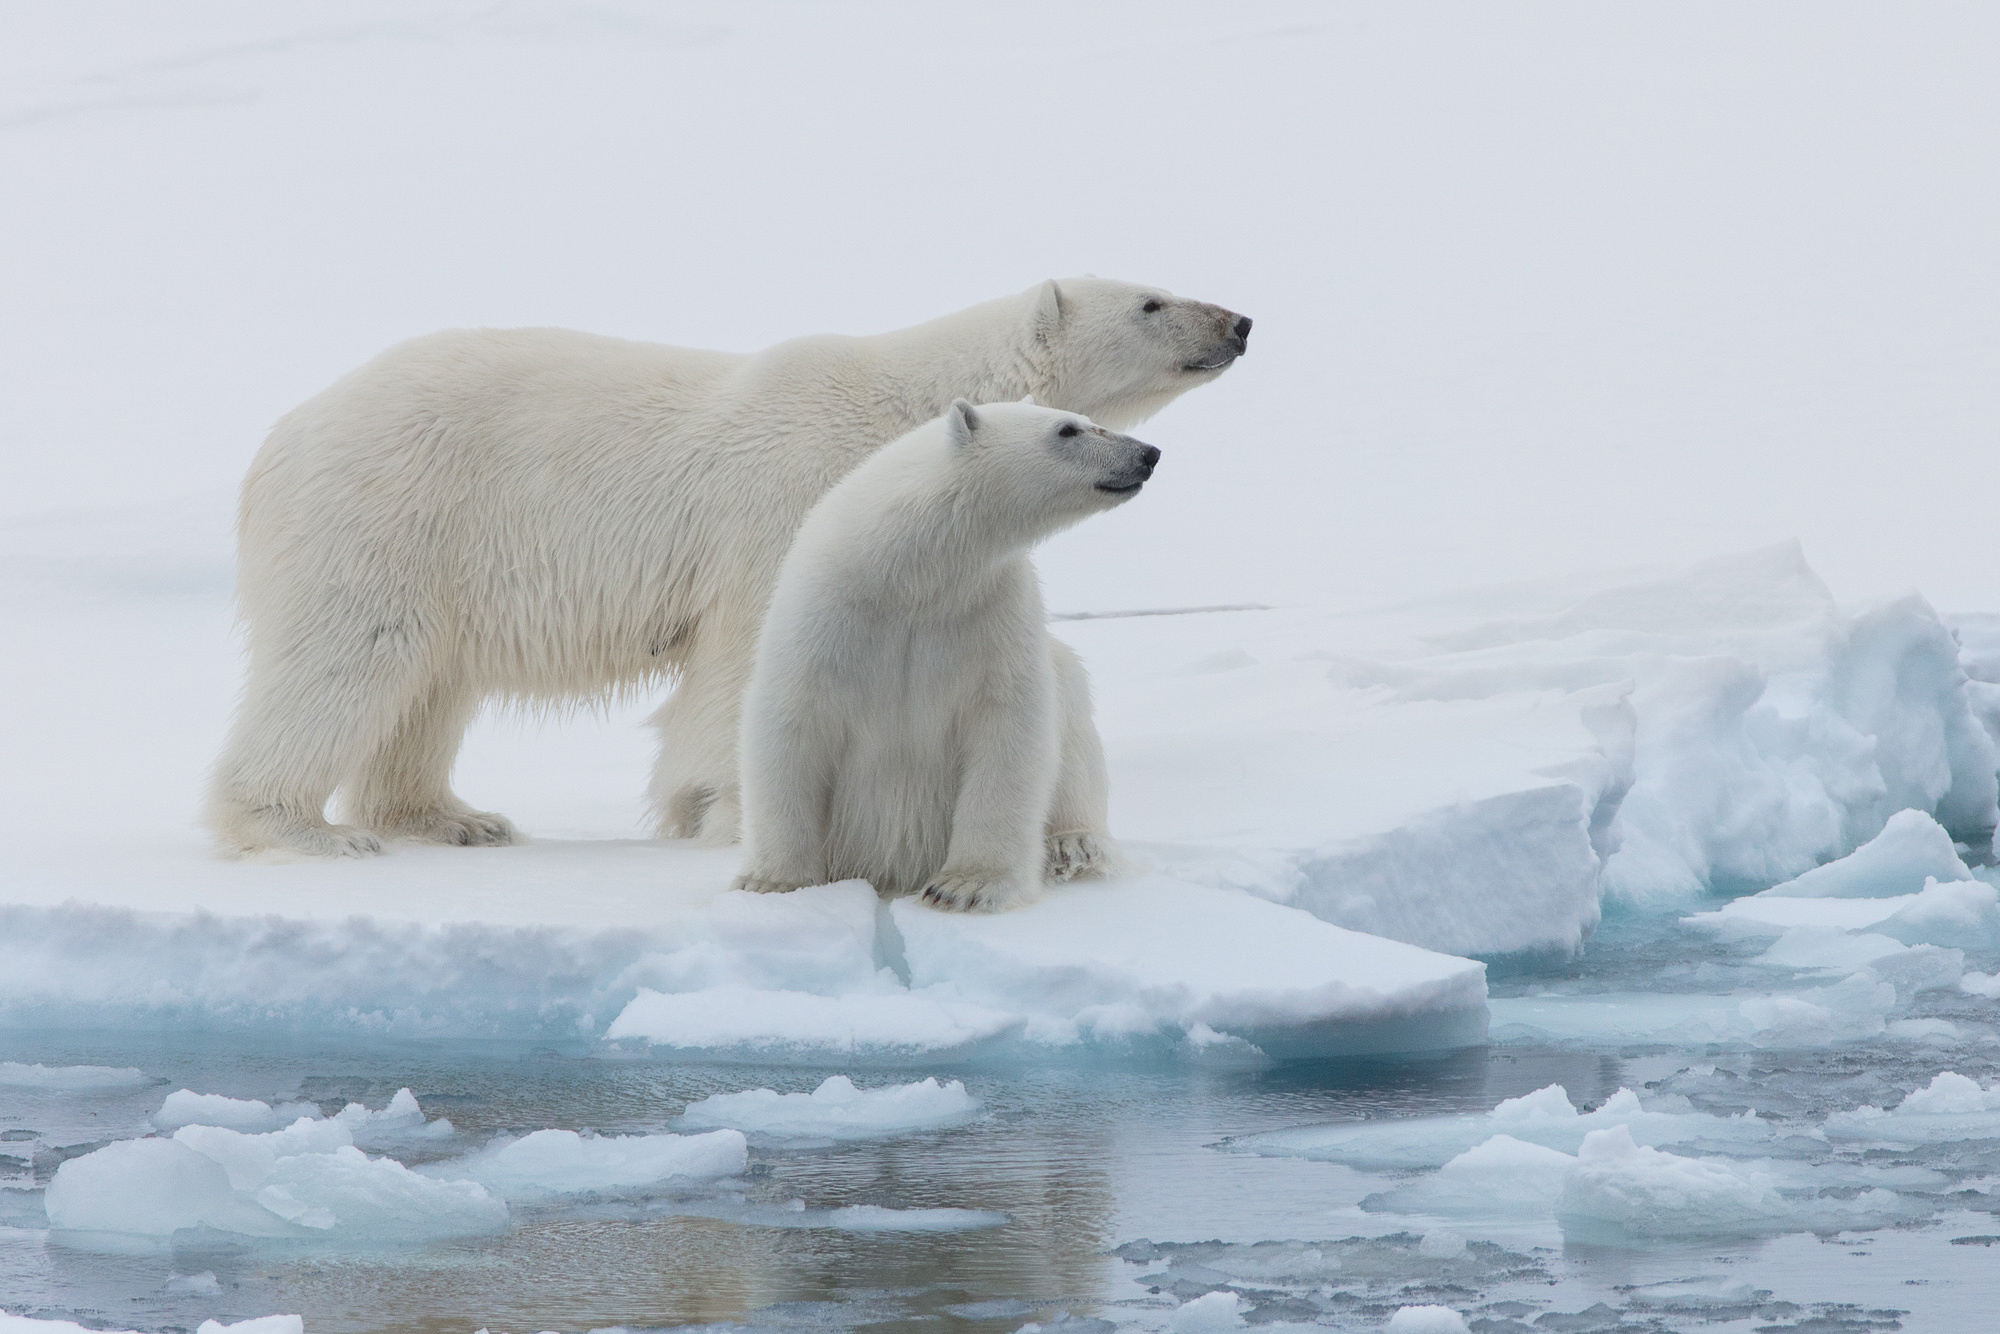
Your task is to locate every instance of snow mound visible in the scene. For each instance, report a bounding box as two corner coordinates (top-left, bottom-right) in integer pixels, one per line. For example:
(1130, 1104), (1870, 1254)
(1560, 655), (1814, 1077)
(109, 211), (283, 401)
(423, 1127), (746, 1200)
(153, 1090), (320, 1132)
(677, 1075), (980, 1142)
(890, 879), (1488, 1058)
(0, 1062), (146, 1090)
(1757, 809), (1975, 898)
(1386, 1308), (1471, 1334)
(46, 1119), (506, 1241)
(604, 985), (1023, 1065)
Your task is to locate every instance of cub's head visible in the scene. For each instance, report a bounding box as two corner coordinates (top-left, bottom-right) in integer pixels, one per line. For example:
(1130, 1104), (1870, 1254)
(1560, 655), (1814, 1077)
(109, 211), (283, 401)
(943, 398), (1159, 542)
(1027, 277), (1250, 430)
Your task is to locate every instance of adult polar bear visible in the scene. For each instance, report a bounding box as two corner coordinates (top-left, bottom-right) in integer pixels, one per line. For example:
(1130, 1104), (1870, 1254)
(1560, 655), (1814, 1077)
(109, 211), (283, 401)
(208, 278), (1250, 858)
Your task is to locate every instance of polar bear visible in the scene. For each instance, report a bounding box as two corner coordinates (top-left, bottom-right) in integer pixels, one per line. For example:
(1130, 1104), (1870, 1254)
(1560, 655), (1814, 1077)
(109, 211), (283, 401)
(208, 279), (1248, 858)
(732, 400), (1157, 911)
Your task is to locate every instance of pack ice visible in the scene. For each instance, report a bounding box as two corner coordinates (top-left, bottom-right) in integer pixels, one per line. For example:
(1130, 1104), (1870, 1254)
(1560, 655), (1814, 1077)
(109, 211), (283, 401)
(4, 535), (1996, 1062)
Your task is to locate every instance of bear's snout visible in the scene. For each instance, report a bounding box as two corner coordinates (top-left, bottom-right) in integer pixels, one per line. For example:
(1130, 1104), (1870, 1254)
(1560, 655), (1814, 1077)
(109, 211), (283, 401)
(1232, 315), (1252, 351)
(1139, 444), (1161, 473)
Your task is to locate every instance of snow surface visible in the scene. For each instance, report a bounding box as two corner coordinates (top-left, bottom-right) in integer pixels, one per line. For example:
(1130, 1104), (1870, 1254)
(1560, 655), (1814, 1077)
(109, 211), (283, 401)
(676, 1076), (980, 1143)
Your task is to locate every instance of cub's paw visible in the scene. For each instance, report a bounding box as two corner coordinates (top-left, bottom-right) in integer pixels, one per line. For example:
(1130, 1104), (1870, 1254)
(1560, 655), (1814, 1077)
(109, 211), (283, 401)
(921, 870), (1035, 914)
(1044, 832), (1113, 883)
(729, 874), (810, 896)
(388, 808), (520, 848)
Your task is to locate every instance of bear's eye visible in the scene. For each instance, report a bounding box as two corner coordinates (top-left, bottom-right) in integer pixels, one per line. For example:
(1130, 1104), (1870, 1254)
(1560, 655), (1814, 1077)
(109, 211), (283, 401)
(1142, 299), (1162, 314)
(1057, 423), (1079, 438)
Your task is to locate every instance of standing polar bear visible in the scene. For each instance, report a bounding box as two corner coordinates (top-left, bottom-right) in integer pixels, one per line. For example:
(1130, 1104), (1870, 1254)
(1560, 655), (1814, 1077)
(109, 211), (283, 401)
(734, 400), (1159, 911)
(208, 279), (1249, 858)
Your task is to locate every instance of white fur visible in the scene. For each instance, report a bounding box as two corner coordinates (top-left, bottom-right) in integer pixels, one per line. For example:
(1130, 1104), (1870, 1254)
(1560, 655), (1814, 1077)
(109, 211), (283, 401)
(733, 400), (1156, 912)
(207, 279), (1246, 857)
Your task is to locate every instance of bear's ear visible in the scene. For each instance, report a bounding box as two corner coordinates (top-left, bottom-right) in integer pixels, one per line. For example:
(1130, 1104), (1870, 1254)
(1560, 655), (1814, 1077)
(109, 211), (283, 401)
(1019, 393), (1036, 406)
(947, 398), (980, 446)
(1031, 279), (1065, 342)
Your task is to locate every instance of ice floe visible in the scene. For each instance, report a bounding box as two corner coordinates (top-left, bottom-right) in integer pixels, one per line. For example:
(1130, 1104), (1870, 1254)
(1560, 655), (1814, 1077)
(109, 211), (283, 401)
(422, 1127), (746, 1200)
(676, 1075), (980, 1143)
(153, 1090), (321, 1133)
(1386, 1308), (1470, 1334)
(0, 1062), (146, 1090)
(0, 1318), (301, 1334)
(45, 1112), (506, 1241)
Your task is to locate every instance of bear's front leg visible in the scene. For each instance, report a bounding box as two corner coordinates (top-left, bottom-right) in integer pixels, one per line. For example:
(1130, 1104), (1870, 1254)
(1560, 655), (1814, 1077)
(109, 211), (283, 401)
(1043, 638), (1116, 883)
(925, 643), (1059, 915)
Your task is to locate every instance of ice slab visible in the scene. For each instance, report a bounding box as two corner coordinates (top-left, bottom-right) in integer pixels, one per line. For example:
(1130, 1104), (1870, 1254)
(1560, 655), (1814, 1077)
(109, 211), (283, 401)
(603, 985), (1024, 1066)
(423, 1128), (746, 1200)
(154, 1090), (321, 1132)
(1386, 1308), (1471, 1334)
(0, 1319), (300, 1334)
(0, 1063), (145, 1091)
(45, 1118), (507, 1241)
(890, 878), (1489, 1058)
(676, 1075), (980, 1143)
(1825, 1072), (2000, 1143)
(1756, 809), (1975, 898)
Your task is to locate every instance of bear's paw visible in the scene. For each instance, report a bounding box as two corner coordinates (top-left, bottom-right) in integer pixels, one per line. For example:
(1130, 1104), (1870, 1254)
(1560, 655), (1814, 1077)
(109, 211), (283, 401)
(921, 869), (1035, 914)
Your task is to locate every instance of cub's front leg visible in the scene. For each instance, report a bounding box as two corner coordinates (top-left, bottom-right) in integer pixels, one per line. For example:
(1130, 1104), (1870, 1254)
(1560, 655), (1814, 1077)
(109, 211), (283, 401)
(1043, 637), (1116, 883)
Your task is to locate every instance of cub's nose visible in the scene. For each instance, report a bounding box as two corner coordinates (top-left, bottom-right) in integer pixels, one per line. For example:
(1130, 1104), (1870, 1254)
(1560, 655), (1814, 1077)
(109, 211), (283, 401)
(1232, 315), (1252, 349)
(1139, 444), (1161, 474)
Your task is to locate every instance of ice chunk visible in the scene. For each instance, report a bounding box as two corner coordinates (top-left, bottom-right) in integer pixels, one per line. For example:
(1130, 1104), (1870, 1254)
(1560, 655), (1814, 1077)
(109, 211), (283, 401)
(1554, 1126), (1911, 1239)
(0, 1319), (300, 1334)
(1757, 809), (1974, 898)
(891, 879), (1488, 1058)
(163, 1271), (221, 1295)
(47, 1123), (506, 1240)
(677, 1075), (980, 1143)
(604, 985), (1022, 1065)
(1386, 1308), (1470, 1334)
(45, 1137), (297, 1236)
(154, 1090), (320, 1132)
(425, 1127), (746, 1200)
(1228, 1084), (1772, 1169)
(1825, 1071), (2000, 1142)
(1168, 1291), (1246, 1333)
(331, 1088), (454, 1145)
(1877, 878), (2000, 951)
(1364, 1134), (1576, 1220)
(822, 1204), (1005, 1231)
(0, 1062), (146, 1090)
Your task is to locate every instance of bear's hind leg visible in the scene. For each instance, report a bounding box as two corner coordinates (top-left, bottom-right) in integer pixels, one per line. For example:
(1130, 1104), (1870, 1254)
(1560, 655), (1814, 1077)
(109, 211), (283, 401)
(348, 681), (518, 847)
(647, 611), (757, 845)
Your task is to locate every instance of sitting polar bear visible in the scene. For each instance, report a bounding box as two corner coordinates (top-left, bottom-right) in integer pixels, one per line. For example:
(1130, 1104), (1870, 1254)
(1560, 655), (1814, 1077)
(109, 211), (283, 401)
(207, 279), (1248, 858)
(733, 400), (1158, 911)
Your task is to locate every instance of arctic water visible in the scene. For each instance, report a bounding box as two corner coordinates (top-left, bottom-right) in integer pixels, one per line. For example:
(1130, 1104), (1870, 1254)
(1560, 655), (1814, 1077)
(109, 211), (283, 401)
(8, 883), (2000, 1334)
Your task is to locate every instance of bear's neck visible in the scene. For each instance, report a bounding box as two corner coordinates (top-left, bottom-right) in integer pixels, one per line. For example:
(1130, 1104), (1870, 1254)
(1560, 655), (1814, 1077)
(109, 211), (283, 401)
(865, 297), (1051, 428)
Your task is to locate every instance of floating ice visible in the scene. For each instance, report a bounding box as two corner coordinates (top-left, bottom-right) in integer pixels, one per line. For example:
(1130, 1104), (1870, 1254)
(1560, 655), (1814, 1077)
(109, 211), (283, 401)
(423, 1127), (746, 1200)
(1757, 810), (1975, 898)
(891, 879), (1489, 1058)
(1386, 1308), (1470, 1334)
(604, 985), (1023, 1065)
(1825, 1071), (2000, 1143)
(0, 1318), (301, 1334)
(0, 1062), (146, 1090)
(677, 1075), (980, 1142)
(1168, 1291), (1246, 1333)
(331, 1088), (454, 1145)
(1363, 1134), (1576, 1220)
(46, 1119), (507, 1240)
(153, 1090), (320, 1132)
(821, 1204), (1005, 1231)
(1225, 1084), (1768, 1169)
(163, 1271), (221, 1295)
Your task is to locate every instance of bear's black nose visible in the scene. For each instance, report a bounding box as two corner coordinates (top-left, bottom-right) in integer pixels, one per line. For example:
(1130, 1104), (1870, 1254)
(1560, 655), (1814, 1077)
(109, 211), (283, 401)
(1233, 315), (1252, 349)
(1139, 445), (1161, 473)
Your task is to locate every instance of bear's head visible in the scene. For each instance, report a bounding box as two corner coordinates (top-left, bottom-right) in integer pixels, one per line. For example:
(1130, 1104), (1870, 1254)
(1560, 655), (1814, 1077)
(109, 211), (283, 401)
(943, 398), (1160, 544)
(1028, 278), (1250, 431)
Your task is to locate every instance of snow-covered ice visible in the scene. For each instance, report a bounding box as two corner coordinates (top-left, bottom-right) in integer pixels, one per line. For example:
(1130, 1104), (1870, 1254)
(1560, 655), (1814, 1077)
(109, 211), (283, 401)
(153, 1091), (323, 1133)
(677, 1075), (980, 1142)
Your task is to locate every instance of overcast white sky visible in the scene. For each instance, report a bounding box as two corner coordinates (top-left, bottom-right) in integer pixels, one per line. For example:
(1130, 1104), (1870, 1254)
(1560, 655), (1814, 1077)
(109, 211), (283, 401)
(3, 1), (1995, 615)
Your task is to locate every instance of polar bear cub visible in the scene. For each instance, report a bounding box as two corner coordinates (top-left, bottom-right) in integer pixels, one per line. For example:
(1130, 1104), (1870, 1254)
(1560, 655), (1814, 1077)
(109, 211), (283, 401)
(732, 400), (1158, 912)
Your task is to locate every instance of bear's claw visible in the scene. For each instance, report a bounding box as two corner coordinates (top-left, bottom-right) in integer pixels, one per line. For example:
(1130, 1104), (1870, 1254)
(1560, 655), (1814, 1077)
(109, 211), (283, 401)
(921, 871), (1032, 913)
(1044, 832), (1111, 883)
